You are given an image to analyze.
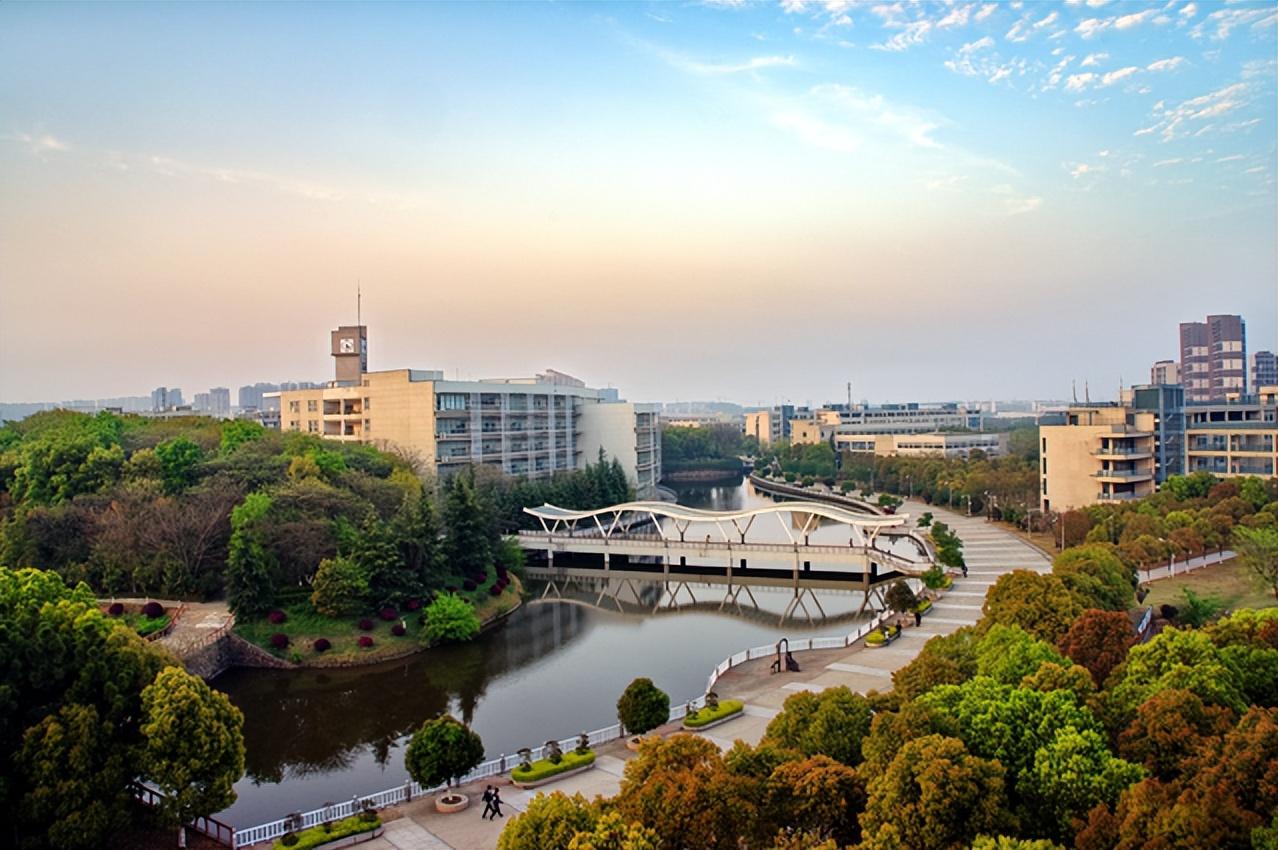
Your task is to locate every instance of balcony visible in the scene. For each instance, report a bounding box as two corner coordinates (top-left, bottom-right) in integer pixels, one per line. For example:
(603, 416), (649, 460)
(1092, 469), (1154, 481)
(1092, 445), (1153, 459)
(1096, 491), (1143, 502)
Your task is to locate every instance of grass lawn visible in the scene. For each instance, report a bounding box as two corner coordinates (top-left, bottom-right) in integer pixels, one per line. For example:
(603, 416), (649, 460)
(1144, 558), (1276, 612)
(235, 567), (523, 664)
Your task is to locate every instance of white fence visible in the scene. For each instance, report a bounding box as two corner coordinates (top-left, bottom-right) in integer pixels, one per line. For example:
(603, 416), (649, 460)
(233, 588), (910, 847)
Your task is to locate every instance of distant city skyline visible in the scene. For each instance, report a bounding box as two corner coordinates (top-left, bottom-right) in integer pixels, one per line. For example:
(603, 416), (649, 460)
(1, 1), (1274, 405)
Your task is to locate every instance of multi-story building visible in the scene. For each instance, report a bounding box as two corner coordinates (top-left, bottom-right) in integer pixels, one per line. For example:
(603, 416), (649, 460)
(835, 431), (1009, 458)
(193, 392), (212, 413)
(743, 406), (799, 446)
(1253, 351), (1278, 393)
(151, 386), (183, 412)
(277, 326), (661, 496)
(1123, 384), (1185, 482)
(1039, 405), (1158, 512)
(834, 403), (984, 435)
(1184, 390), (1278, 478)
(1150, 359), (1180, 385)
(1180, 314), (1247, 402)
(209, 387), (231, 418)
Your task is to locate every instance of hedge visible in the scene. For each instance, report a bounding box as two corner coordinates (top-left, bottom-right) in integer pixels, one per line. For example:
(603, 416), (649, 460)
(914, 599), (933, 615)
(682, 699), (744, 728)
(511, 749), (596, 784)
(272, 814), (380, 850)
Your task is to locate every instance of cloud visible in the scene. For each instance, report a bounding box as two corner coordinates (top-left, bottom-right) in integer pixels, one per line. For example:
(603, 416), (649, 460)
(937, 4), (973, 28)
(1179, 3), (1197, 19)
(988, 66), (1013, 83)
(771, 111), (861, 152)
(1215, 154), (1244, 162)
(959, 36), (994, 54)
(5, 132), (70, 155)
(873, 19), (934, 51)
(1147, 57), (1185, 72)
(1099, 66), (1140, 87)
(925, 174), (968, 191)
(810, 83), (943, 148)
(1069, 162), (1098, 178)
(1065, 73), (1096, 91)
(1191, 6), (1278, 39)
(1114, 9), (1153, 29)
(684, 54), (798, 74)
(1135, 81), (1252, 141)
(1081, 52), (1109, 67)
(1035, 11), (1059, 28)
(1006, 17), (1032, 42)
(1005, 194), (1043, 215)
(974, 3), (997, 21)
(1075, 17), (1112, 38)
(1153, 158), (1183, 167)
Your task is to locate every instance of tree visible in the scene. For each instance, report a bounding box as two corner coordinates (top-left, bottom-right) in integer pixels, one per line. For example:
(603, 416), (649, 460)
(1117, 689), (1234, 781)
(567, 811), (659, 850)
(983, 570), (1083, 644)
(405, 715), (484, 790)
(763, 686), (872, 767)
(1105, 628), (1249, 730)
(617, 678), (670, 736)
(394, 491), (442, 590)
(218, 420), (264, 455)
(1052, 545), (1134, 611)
(154, 437), (204, 494)
(225, 491), (276, 618)
(352, 516), (415, 606)
(971, 839), (1064, 850)
(975, 623), (1069, 686)
(422, 593), (480, 644)
(1057, 609), (1137, 687)
(1234, 526), (1278, 599)
(497, 792), (598, 850)
(140, 667), (246, 848)
(885, 580), (918, 615)
(443, 471), (496, 579)
(891, 628), (979, 701)
(309, 556), (370, 618)
(764, 755), (865, 846)
(859, 734), (1010, 850)
(1023, 727), (1144, 842)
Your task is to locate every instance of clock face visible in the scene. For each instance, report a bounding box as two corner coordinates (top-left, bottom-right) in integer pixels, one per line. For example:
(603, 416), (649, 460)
(340, 338), (355, 353)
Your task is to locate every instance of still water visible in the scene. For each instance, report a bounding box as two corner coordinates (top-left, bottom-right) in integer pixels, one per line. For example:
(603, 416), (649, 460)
(214, 477), (878, 827)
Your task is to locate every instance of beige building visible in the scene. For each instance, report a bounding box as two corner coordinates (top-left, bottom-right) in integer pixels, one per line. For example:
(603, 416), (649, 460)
(1184, 389), (1278, 478)
(1040, 406), (1157, 512)
(743, 410), (780, 446)
(278, 326), (661, 496)
(836, 431), (1010, 458)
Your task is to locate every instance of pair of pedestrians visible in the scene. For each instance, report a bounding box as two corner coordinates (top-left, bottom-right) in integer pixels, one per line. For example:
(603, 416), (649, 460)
(480, 785), (504, 820)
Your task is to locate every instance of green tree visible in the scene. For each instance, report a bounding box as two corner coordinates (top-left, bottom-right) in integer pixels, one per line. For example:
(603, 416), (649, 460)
(885, 580), (917, 615)
(567, 811), (659, 850)
(394, 491), (442, 590)
(444, 471), (496, 578)
(309, 556), (370, 618)
(140, 667), (245, 848)
(1234, 526), (1278, 599)
(497, 792), (598, 850)
(983, 570), (1083, 644)
(422, 593), (480, 644)
(405, 715), (484, 790)
(764, 755), (865, 846)
(352, 516), (415, 606)
(218, 420), (264, 455)
(617, 678), (670, 736)
(763, 686), (872, 767)
(1105, 628), (1249, 730)
(860, 734), (1010, 850)
(891, 628), (979, 701)
(1024, 727), (1143, 842)
(971, 839), (1064, 850)
(225, 491), (276, 618)
(154, 437), (204, 494)
(1052, 545), (1134, 611)
(975, 624), (1069, 686)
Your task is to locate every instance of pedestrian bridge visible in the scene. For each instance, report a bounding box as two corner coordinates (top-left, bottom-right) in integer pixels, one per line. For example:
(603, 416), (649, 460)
(517, 501), (937, 621)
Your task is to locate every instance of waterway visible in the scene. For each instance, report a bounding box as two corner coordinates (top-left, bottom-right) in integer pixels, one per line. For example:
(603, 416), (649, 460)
(213, 476), (884, 828)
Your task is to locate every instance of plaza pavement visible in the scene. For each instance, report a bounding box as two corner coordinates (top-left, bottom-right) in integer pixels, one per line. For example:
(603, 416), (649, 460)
(260, 501), (1053, 850)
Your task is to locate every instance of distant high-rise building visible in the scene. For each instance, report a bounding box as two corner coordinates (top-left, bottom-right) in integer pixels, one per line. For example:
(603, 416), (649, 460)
(193, 392), (212, 412)
(210, 387), (231, 418)
(1179, 314), (1246, 402)
(1253, 351), (1278, 391)
(1150, 359), (1180, 385)
(151, 386), (184, 411)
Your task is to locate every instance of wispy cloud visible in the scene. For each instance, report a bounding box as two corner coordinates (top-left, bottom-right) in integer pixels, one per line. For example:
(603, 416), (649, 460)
(1135, 81), (1253, 141)
(991, 183), (1043, 215)
(4, 131), (70, 155)
(684, 54), (798, 74)
(1099, 66), (1140, 87)
(1146, 57), (1186, 72)
(1075, 17), (1112, 38)
(1080, 52), (1109, 67)
(1114, 9), (1154, 30)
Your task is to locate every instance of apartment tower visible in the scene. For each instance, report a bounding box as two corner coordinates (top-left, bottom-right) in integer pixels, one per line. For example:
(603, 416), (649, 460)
(1179, 314), (1247, 402)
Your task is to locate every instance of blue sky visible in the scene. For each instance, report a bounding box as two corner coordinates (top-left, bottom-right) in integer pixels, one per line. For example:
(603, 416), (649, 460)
(0, 1), (1275, 405)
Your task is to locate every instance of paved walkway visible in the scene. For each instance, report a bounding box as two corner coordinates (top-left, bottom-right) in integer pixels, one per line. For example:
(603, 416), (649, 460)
(156, 600), (233, 659)
(361, 500), (1053, 850)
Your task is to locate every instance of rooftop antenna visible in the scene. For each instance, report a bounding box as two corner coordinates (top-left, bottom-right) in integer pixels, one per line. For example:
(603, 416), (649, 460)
(847, 381), (852, 411)
(1072, 380), (1078, 403)
(1084, 380), (1091, 404)
(357, 281), (361, 328)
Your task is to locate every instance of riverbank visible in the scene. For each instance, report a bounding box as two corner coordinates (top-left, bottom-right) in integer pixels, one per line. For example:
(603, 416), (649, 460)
(660, 467), (747, 482)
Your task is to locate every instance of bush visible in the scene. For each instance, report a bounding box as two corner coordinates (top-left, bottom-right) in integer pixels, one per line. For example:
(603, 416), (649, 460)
(378, 607), (397, 621)
(405, 598), (422, 612)
(270, 633), (289, 650)
(358, 618), (375, 631)
(462, 579), (477, 592)
(682, 699), (744, 728)
(866, 630), (886, 646)
(107, 602), (124, 617)
(313, 638), (331, 653)
(423, 594), (481, 645)
(511, 750), (596, 784)
(489, 584), (503, 596)
(268, 609), (287, 624)
(310, 556), (370, 618)
(914, 599), (933, 615)
(617, 677), (670, 735)
(405, 715), (485, 789)
(391, 623), (406, 637)
(271, 815), (380, 850)
(141, 601), (164, 618)
(358, 635), (374, 648)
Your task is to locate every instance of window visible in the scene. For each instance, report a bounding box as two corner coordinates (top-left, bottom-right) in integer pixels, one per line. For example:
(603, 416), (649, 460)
(289, 401), (300, 413)
(307, 420), (318, 433)
(363, 397), (371, 410)
(437, 393), (468, 411)
(307, 399), (318, 412)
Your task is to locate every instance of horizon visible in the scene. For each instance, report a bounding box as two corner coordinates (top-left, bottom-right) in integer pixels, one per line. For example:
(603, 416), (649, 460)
(2, 1), (1275, 405)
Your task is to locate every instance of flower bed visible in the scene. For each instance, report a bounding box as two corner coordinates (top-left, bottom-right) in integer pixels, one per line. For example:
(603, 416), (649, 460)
(914, 599), (933, 615)
(682, 699), (744, 730)
(272, 814), (381, 850)
(510, 749), (596, 787)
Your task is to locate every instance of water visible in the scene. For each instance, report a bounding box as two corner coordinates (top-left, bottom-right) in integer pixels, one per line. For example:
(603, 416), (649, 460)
(213, 476), (880, 827)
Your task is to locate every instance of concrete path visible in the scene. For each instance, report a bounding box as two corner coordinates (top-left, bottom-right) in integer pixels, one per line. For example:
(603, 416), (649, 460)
(157, 600), (233, 659)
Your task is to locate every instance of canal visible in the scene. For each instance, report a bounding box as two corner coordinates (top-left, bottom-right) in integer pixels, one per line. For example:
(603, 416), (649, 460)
(213, 476), (882, 827)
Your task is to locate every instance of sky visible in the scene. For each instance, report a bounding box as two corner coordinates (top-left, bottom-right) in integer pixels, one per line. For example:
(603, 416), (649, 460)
(1, 0), (1275, 407)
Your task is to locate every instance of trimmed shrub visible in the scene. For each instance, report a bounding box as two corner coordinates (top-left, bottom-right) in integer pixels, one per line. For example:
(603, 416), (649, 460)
(271, 815), (380, 850)
(270, 633), (289, 650)
(142, 601), (164, 618)
(268, 609), (287, 624)
(358, 636), (374, 648)
(682, 699), (744, 728)
(422, 594), (480, 644)
(391, 623), (406, 637)
(617, 677), (670, 735)
(489, 584), (503, 596)
(378, 607), (397, 621)
(358, 618), (375, 631)
(107, 602), (124, 617)
(462, 579), (477, 592)
(313, 638), (331, 653)
(511, 750), (596, 784)
(405, 598), (422, 612)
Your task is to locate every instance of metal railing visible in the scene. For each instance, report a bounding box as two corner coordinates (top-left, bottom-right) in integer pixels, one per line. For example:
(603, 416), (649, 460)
(133, 782), (237, 847)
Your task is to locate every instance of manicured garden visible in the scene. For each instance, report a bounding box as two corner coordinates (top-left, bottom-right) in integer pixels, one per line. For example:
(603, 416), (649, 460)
(682, 698), (743, 729)
(272, 813), (381, 850)
(511, 749), (596, 785)
(103, 600), (173, 638)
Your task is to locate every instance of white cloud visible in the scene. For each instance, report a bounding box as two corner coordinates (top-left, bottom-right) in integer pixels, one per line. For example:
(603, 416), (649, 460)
(1136, 81), (1252, 141)
(1114, 9), (1153, 29)
(1035, 11), (1059, 28)
(959, 36), (994, 54)
(1006, 17), (1032, 42)
(1076, 17), (1112, 38)
(771, 111), (861, 152)
(1081, 52), (1109, 67)
(1086, 0), (1111, 6)
(5, 132), (69, 155)
(1146, 57), (1185, 72)
(1005, 194), (1043, 214)
(937, 4), (973, 28)
(1066, 72), (1096, 91)
(1192, 6), (1278, 40)
(810, 83), (943, 148)
(974, 3), (997, 21)
(684, 54), (798, 74)
(873, 19), (934, 51)
(1153, 158), (1183, 167)
(1215, 154), (1244, 162)
(1179, 2), (1197, 20)
(988, 66), (1013, 83)
(925, 174), (967, 191)
(1070, 162), (1095, 178)
(1099, 66), (1140, 87)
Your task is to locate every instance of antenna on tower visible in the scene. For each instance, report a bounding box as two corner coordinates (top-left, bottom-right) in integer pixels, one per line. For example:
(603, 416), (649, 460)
(847, 381), (852, 411)
(1084, 380), (1091, 404)
(1072, 380), (1078, 403)
(357, 281), (362, 328)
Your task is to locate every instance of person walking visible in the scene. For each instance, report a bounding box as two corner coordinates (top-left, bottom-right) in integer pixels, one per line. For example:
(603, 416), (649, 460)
(489, 788), (505, 819)
(480, 785), (495, 820)
(914, 609), (922, 627)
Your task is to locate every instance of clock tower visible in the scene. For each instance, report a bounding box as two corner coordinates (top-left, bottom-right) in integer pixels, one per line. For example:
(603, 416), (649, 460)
(331, 325), (368, 383)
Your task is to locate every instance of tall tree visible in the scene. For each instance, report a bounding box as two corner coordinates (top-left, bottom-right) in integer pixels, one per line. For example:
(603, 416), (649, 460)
(225, 492), (276, 618)
(140, 667), (245, 849)
(1234, 526), (1278, 599)
(444, 470), (495, 579)
(394, 491), (442, 591)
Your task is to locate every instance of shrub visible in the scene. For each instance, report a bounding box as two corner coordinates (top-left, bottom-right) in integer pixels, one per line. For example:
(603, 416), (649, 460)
(462, 579), (477, 592)
(866, 630), (886, 646)
(358, 618), (375, 631)
(107, 602), (124, 617)
(358, 636), (374, 648)
(141, 601), (164, 618)
(378, 607), (397, 621)
(405, 715), (485, 789)
(682, 699), (744, 728)
(310, 556), (370, 617)
(489, 584), (502, 596)
(391, 623), (406, 637)
(280, 832), (298, 847)
(271, 815), (380, 850)
(405, 598), (422, 611)
(422, 594), (481, 645)
(270, 633), (289, 650)
(511, 750), (596, 784)
(617, 677), (670, 735)
(268, 609), (287, 624)
(313, 638), (331, 653)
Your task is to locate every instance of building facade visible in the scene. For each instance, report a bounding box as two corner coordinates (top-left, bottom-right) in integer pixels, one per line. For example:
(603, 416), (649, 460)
(835, 431), (1009, 458)
(1253, 351), (1278, 394)
(1150, 359), (1180, 385)
(1179, 314), (1247, 402)
(1040, 405), (1158, 512)
(1184, 392), (1278, 479)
